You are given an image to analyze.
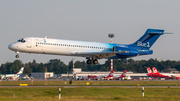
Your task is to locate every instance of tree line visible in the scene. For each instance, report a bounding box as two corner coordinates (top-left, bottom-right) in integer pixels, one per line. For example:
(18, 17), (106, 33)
(0, 58), (180, 76)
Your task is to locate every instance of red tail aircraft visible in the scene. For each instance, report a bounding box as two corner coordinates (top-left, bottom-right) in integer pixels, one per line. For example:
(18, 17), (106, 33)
(146, 67), (158, 78)
(103, 70), (115, 80)
(113, 70), (128, 80)
(87, 75), (98, 80)
(86, 70), (115, 80)
(152, 67), (173, 79)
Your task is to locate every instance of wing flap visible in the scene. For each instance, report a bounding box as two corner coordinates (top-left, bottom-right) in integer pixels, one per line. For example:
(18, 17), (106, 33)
(76, 51), (128, 59)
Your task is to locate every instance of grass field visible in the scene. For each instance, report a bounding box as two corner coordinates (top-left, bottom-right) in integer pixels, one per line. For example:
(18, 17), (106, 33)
(1, 80), (180, 86)
(0, 87), (180, 101)
(0, 80), (180, 100)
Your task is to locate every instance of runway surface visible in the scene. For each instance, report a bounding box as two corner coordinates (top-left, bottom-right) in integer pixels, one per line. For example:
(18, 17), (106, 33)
(0, 86), (180, 88)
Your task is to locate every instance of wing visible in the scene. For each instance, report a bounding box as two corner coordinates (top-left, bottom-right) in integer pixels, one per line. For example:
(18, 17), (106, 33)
(76, 51), (128, 59)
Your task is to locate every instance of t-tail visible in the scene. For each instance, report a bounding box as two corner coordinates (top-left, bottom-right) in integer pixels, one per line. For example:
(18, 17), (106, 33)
(152, 67), (159, 74)
(16, 67), (24, 75)
(109, 70), (115, 77)
(132, 29), (166, 50)
(147, 67), (153, 73)
(120, 70), (128, 77)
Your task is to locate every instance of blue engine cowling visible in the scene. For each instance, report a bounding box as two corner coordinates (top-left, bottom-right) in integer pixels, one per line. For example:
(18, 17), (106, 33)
(138, 50), (153, 55)
(113, 46), (153, 57)
(113, 46), (139, 56)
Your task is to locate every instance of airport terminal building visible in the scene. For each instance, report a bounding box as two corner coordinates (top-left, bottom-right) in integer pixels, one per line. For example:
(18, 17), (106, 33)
(31, 72), (54, 79)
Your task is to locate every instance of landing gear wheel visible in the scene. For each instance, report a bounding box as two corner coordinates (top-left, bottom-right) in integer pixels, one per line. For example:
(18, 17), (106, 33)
(93, 59), (98, 64)
(86, 59), (92, 64)
(15, 55), (19, 58)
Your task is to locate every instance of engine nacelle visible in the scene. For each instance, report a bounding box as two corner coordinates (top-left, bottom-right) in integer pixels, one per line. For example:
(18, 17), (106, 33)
(113, 46), (139, 56)
(129, 50), (139, 56)
(113, 46), (153, 57)
(138, 50), (153, 55)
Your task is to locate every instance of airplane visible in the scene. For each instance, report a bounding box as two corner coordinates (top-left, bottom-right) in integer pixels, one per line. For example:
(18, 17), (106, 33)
(171, 74), (180, 80)
(87, 75), (98, 80)
(79, 75), (95, 80)
(146, 67), (159, 78)
(147, 67), (179, 80)
(152, 67), (173, 79)
(113, 70), (128, 80)
(6, 67), (24, 79)
(8, 29), (172, 64)
(102, 70), (115, 80)
(80, 70), (115, 80)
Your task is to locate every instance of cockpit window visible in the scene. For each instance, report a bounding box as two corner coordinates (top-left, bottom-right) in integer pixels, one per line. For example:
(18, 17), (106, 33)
(17, 38), (26, 43)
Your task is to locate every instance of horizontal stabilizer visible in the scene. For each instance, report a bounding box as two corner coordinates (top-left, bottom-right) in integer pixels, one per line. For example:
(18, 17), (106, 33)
(163, 32), (175, 34)
(148, 32), (174, 35)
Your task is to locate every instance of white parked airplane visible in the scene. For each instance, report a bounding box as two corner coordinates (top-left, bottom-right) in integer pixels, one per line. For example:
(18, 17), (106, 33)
(6, 67), (24, 78)
(8, 29), (170, 64)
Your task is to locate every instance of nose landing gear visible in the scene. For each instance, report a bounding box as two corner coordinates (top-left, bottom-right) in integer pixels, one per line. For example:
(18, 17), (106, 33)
(15, 51), (19, 58)
(15, 55), (19, 58)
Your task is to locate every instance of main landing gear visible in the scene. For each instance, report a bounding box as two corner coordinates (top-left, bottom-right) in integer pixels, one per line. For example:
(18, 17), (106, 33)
(15, 51), (19, 58)
(86, 58), (98, 64)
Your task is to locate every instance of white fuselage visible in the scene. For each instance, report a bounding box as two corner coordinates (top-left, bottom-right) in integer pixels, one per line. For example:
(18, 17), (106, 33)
(8, 37), (114, 58)
(6, 74), (18, 78)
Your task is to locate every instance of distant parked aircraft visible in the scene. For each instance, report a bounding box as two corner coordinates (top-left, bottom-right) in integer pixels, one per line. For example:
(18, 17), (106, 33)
(152, 67), (173, 79)
(6, 67), (24, 79)
(80, 70), (115, 80)
(87, 75), (98, 80)
(113, 70), (128, 80)
(103, 70), (115, 80)
(146, 67), (158, 78)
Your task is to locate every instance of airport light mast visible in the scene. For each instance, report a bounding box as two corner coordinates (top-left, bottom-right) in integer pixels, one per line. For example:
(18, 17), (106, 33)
(73, 58), (75, 79)
(108, 34), (114, 71)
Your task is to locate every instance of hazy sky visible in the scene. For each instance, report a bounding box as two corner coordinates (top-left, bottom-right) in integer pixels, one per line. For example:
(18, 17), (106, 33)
(0, 0), (180, 65)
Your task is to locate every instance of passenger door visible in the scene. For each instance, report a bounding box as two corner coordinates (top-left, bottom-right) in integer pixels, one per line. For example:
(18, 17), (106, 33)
(26, 39), (32, 48)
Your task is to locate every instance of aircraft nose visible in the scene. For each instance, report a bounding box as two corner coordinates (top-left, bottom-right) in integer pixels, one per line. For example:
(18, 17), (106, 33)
(8, 43), (17, 51)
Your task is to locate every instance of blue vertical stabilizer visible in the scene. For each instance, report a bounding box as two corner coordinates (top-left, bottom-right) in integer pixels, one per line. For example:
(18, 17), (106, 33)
(131, 29), (165, 50)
